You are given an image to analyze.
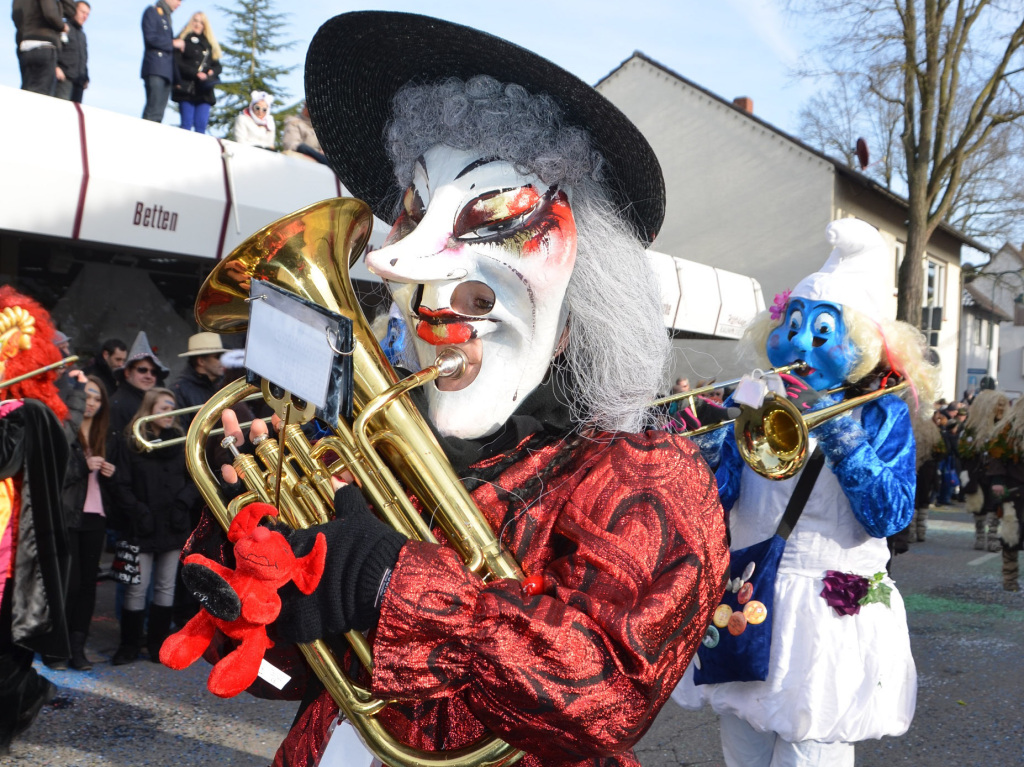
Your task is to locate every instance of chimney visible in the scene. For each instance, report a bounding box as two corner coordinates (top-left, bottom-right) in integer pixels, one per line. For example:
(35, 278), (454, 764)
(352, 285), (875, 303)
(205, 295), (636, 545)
(733, 96), (754, 114)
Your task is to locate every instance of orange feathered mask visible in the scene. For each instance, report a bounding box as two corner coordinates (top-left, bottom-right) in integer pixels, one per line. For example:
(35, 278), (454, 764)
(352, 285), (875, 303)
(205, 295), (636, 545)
(0, 286), (68, 422)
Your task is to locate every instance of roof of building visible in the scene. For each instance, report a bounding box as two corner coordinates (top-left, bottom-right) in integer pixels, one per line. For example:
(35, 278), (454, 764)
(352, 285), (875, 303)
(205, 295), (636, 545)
(597, 52), (991, 255)
(963, 283), (1013, 322)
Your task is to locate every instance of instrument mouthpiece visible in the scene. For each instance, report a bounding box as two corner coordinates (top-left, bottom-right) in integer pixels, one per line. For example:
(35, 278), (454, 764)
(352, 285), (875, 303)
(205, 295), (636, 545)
(435, 348), (469, 379)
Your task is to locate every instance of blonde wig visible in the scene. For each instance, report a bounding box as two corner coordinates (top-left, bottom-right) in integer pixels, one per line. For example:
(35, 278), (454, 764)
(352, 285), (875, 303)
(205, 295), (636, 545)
(740, 304), (939, 417)
(178, 12), (222, 61)
(963, 389), (1010, 446)
(991, 394), (1024, 448)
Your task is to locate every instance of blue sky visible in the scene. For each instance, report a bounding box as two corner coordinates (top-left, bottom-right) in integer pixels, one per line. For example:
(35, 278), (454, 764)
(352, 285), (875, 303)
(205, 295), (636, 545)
(0, 0), (817, 135)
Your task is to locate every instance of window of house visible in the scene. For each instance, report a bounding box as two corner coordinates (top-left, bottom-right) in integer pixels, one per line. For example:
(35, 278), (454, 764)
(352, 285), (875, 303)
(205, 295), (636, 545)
(921, 258), (944, 348)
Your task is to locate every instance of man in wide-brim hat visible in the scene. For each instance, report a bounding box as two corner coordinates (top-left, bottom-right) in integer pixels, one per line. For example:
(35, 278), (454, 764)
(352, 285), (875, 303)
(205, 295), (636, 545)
(172, 332), (226, 429)
(195, 12), (728, 767)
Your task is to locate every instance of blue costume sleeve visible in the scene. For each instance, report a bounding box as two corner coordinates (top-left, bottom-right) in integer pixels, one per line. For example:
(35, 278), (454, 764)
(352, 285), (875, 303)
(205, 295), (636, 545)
(810, 395), (915, 537)
(712, 429), (743, 512)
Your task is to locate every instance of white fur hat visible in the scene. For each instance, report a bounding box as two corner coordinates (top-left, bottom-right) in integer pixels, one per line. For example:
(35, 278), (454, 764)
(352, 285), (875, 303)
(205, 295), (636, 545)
(790, 219), (889, 322)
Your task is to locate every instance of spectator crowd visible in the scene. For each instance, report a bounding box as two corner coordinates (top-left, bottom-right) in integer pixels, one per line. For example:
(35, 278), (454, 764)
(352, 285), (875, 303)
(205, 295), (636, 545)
(12, 0), (327, 159)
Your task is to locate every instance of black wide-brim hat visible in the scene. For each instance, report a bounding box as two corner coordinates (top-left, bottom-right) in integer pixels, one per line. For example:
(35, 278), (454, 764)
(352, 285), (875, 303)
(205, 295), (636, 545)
(305, 11), (665, 246)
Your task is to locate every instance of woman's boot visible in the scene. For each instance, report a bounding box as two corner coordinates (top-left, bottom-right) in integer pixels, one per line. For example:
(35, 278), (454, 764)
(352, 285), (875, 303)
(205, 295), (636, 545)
(112, 609), (145, 666)
(146, 605), (174, 663)
(69, 631), (93, 671)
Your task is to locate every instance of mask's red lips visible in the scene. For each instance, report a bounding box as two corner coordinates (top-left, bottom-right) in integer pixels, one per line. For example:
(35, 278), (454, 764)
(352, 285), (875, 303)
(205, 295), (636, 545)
(415, 307), (474, 346)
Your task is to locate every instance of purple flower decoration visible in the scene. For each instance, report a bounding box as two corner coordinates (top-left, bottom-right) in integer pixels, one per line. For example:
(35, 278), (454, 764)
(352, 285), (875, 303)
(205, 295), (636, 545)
(769, 290), (791, 322)
(820, 570), (870, 616)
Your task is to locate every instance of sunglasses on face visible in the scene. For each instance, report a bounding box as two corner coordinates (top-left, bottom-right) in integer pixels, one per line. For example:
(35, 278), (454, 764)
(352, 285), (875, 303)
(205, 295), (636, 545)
(133, 366), (156, 375)
(252, 106), (268, 114)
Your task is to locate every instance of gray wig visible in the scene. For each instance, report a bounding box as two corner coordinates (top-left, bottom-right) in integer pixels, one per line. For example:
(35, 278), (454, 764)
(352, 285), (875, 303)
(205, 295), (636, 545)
(386, 76), (670, 433)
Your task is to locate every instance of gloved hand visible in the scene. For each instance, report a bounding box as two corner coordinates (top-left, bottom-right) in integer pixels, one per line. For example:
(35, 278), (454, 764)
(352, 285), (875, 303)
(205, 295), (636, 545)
(809, 408), (865, 464)
(778, 373), (823, 412)
(274, 485), (406, 643)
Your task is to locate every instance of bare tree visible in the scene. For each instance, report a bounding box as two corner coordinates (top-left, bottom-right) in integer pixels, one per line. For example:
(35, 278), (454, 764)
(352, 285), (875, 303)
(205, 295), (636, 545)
(798, 68), (903, 187)
(789, 1), (1024, 324)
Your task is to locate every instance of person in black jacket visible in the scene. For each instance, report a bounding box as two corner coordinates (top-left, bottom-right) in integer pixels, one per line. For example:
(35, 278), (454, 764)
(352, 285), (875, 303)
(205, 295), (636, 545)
(105, 388), (200, 665)
(82, 337), (126, 397)
(107, 331), (168, 440)
(12, 0), (74, 95)
(172, 11), (222, 133)
(171, 332), (225, 427)
(60, 375), (114, 671)
(55, 0), (88, 102)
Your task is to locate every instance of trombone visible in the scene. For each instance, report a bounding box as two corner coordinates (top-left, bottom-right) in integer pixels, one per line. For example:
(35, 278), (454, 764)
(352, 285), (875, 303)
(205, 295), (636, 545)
(652, 362), (808, 409)
(653, 362), (807, 439)
(733, 376), (909, 479)
(132, 393), (268, 452)
(660, 364), (910, 480)
(0, 355), (79, 389)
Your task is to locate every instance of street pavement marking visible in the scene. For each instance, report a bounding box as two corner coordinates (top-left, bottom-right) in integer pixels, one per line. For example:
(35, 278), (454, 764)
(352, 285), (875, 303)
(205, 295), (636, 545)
(926, 519), (972, 532)
(967, 553), (999, 566)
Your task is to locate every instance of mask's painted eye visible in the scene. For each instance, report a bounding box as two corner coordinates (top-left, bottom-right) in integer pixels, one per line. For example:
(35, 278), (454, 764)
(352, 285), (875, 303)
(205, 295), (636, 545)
(454, 186), (542, 241)
(787, 309), (803, 331)
(814, 313), (836, 335)
(402, 186), (425, 223)
(383, 186), (426, 246)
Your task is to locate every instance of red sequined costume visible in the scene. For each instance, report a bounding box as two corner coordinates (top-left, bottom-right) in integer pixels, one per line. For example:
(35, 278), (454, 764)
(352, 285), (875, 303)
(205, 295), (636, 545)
(272, 427), (728, 766)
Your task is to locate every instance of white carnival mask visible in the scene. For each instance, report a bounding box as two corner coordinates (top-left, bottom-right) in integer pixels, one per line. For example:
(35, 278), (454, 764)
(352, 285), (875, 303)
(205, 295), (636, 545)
(365, 145), (577, 439)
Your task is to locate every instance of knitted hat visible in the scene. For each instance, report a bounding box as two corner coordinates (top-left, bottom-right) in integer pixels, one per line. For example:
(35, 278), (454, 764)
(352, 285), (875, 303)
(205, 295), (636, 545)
(125, 331), (169, 377)
(790, 219), (890, 322)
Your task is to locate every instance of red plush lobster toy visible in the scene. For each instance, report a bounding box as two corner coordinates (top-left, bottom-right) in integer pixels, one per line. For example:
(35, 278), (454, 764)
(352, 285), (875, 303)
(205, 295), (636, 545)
(160, 502), (326, 698)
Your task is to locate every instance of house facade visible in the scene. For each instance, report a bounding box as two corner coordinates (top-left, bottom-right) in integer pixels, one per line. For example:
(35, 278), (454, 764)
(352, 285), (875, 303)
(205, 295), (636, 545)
(596, 53), (973, 399)
(963, 244), (1024, 400)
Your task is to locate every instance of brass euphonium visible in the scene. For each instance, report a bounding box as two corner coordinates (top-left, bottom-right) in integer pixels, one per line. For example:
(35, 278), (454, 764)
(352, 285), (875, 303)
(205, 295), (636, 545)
(186, 198), (524, 767)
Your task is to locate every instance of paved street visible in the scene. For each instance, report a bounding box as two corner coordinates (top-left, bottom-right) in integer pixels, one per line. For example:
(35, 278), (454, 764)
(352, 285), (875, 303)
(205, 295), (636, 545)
(2, 503), (1022, 766)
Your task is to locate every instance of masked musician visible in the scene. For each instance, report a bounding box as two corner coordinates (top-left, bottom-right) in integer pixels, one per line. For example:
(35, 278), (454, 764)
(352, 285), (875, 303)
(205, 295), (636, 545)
(0, 288), (73, 756)
(188, 11), (729, 767)
(674, 219), (938, 766)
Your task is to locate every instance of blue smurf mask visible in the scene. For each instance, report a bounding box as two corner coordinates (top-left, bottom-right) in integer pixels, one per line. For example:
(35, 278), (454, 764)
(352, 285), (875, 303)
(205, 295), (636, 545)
(766, 298), (857, 391)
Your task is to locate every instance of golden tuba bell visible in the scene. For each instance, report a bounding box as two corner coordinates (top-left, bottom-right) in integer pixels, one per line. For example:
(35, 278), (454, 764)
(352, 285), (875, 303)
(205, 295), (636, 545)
(187, 198), (523, 767)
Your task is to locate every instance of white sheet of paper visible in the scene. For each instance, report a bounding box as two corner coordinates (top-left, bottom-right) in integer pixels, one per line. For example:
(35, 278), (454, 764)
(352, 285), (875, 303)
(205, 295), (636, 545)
(256, 658), (290, 690)
(245, 282), (336, 409)
(318, 717), (381, 767)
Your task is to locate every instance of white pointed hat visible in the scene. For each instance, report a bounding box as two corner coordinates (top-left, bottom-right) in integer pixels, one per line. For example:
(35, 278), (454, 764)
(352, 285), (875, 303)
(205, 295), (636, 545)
(790, 218), (890, 322)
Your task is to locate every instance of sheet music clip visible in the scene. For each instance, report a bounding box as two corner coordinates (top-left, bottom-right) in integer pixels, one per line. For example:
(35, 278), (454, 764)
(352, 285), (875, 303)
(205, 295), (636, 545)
(243, 280), (354, 426)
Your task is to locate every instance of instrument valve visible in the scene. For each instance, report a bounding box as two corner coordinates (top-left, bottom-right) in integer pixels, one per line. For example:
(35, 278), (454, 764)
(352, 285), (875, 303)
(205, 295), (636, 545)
(221, 435), (241, 460)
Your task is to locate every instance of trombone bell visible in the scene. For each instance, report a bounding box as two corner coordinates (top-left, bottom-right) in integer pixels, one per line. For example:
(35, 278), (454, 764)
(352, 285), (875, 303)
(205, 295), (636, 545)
(734, 379), (910, 480)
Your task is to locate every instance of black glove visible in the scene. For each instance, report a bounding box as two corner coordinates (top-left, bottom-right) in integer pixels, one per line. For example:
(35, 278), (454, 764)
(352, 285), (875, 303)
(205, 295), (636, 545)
(778, 373), (823, 412)
(274, 485), (406, 644)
